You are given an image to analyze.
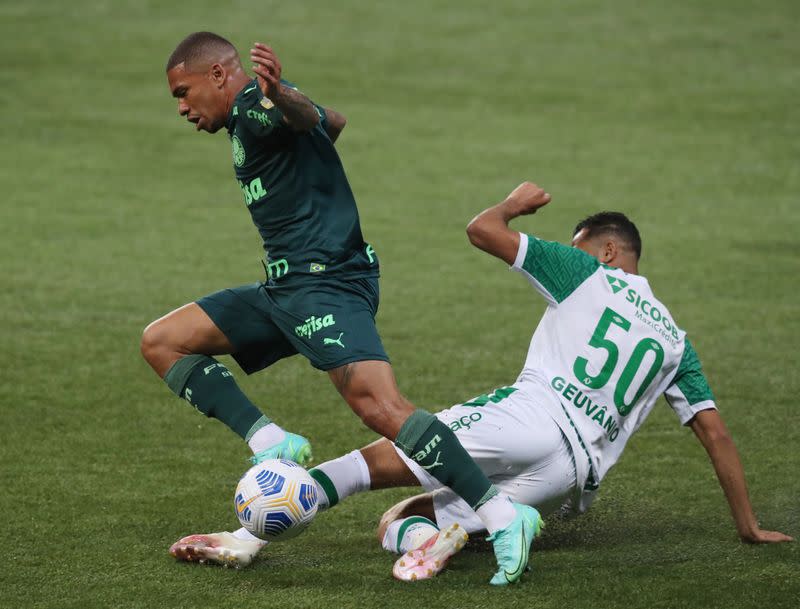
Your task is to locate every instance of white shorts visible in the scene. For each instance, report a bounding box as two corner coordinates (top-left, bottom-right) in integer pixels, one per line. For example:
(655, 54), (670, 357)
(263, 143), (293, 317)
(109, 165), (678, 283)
(396, 387), (578, 534)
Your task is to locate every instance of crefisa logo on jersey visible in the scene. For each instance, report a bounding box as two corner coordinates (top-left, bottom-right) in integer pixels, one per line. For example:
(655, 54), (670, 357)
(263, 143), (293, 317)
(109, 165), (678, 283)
(247, 109), (272, 127)
(232, 135), (246, 167)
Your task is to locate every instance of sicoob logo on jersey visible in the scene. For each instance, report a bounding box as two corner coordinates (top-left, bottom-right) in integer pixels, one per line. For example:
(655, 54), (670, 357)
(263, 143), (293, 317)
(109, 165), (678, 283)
(232, 135), (246, 167)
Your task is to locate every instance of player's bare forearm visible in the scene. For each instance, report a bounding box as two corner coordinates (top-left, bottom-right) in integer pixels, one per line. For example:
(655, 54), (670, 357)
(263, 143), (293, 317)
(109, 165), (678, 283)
(696, 416), (758, 536)
(322, 107), (346, 142)
(690, 409), (793, 543)
(467, 182), (551, 265)
(466, 202), (522, 265)
(269, 85), (320, 131)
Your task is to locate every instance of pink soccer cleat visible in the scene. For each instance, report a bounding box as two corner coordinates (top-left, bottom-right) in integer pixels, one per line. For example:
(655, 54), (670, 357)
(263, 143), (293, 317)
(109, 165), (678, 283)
(169, 532), (266, 569)
(392, 523), (469, 582)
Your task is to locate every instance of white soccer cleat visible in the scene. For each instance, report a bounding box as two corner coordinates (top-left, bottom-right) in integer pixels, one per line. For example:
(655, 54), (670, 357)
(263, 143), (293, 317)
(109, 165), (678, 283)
(169, 532), (266, 569)
(392, 523), (468, 582)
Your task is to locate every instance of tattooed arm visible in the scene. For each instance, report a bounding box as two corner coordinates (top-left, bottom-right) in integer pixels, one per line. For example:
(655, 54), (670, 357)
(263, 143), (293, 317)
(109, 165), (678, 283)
(250, 42), (320, 132)
(269, 85), (321, 131)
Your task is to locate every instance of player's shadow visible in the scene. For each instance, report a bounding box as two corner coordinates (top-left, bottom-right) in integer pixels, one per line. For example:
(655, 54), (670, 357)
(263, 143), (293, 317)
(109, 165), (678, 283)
(464, 497), (699, 552)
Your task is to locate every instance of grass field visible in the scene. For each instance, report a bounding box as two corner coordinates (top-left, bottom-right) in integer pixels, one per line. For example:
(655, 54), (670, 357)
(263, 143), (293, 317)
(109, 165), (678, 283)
(1, 1), (798, 607)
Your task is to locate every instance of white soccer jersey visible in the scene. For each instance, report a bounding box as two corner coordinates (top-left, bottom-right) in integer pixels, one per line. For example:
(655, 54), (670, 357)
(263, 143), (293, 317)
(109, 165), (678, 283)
(510, 233), (716, 501)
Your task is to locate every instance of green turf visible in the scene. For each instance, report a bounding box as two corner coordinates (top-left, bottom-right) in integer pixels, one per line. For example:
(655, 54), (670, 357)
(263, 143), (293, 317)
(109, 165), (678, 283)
(1, 0), (798, 607)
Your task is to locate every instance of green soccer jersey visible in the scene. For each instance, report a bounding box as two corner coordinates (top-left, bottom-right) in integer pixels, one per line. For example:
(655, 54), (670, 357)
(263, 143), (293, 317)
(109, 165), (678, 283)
(226, 79), (378, 284)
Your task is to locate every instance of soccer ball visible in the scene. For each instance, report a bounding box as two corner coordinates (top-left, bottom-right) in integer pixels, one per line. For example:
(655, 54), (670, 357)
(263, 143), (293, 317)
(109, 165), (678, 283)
(234, 459), (319, 542)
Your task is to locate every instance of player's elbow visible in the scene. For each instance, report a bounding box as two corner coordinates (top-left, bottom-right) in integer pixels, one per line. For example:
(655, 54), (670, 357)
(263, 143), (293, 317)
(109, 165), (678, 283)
(708, 426), (734, 447)
(295, 114), (321, 132)
(466, 217), (495, 252)
(691, 411), (733, 447)
(466, 218), (487, 248)
(325, 109), (346, 142)
(330, 110), (346, 133)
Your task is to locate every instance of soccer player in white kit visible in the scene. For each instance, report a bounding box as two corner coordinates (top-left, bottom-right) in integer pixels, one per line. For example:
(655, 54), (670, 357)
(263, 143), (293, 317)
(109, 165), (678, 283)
(171, 182), (792, 578)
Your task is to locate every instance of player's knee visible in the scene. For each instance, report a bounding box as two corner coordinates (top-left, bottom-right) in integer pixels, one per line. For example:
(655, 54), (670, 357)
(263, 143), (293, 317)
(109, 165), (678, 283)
(140, 321), (159, 361)
(356, 404), (393, 437)
(140, 319), (174, 371)
(353, 396), (412, 439)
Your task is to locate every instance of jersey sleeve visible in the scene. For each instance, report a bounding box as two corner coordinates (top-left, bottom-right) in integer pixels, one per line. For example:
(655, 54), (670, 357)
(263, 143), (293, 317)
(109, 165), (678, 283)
(240, 79), (312, 138)
(511, 232), (601, 305)
(664, 338), (717, 425)
(241, 81), (327, 140)
(238, 93), (286, 138)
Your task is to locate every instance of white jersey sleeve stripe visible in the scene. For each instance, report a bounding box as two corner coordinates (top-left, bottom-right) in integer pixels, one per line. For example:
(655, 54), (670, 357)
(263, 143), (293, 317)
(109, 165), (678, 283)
(511, 232), (559, 306)
(664, 385), (717, 425)
(513, 232), (529, 269)
(664, 338), (716, 425)
(511, 232), (601, 305)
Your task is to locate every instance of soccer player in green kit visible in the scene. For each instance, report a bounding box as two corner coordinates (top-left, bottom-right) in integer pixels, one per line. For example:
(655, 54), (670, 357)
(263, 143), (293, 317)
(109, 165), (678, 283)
(142, 32), (537, 584)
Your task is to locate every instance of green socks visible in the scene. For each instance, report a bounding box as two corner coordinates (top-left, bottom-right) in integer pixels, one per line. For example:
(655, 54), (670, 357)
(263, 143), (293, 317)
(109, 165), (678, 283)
(164, 354), (269, 440)
(395, 409), (497, 509)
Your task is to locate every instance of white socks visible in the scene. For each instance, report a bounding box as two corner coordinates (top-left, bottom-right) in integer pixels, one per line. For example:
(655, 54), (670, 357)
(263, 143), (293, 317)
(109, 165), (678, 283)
(475, 494), (516, 534)
(381, 517), (439, 554)
(247, 422), (286, 454)
(308, 450), (371, 510)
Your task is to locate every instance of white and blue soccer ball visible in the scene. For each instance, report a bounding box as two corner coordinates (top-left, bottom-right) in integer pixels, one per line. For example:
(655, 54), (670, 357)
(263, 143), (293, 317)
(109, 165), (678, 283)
(234, 459), (319, 542)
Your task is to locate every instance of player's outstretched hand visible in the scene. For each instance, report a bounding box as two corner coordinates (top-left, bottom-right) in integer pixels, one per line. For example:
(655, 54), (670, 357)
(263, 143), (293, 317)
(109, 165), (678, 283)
(505, 182), (552, 216)
(250, 43), (282, 99)
(740, 528), (793, 544)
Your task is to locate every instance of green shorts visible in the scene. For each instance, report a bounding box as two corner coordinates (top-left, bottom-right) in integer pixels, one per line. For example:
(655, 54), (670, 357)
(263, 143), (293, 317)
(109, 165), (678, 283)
(196, 276), (389, 373)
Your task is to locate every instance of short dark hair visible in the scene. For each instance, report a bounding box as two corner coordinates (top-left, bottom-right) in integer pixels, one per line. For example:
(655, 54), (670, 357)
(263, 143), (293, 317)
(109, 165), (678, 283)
(166, 31), (238, 72)
(573, 211), (642, 259)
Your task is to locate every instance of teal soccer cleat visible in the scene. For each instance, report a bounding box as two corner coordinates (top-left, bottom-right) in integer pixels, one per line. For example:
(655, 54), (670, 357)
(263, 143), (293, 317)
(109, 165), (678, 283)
(487, 504), (543, 586)
(250, 432), (313, 467)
